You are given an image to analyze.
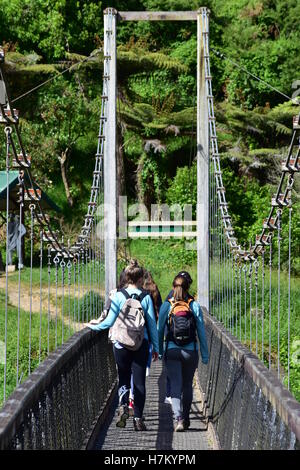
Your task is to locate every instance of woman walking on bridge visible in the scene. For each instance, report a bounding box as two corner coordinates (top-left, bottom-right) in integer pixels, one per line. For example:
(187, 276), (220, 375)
(87, 259), (159, 431)
(158, 274), (209, 432)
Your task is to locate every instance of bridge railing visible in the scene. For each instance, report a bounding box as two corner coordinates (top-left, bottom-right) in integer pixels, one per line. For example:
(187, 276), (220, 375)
(201, 6), (300, 402)
(198, 309), (300, 450)
(0, 329), (116, 450)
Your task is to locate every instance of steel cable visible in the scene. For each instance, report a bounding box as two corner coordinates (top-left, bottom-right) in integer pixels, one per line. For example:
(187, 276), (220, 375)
(261, 250), (265, 363)
(254, 259), (259, 356)
(269, 240), (273, 370)
(39, 232), (43, 364)
(288, 206), (292, 390)
(277, 209), (282, 380)
(16, 173), (24, 386)
(47, 247), (51, 355)
(3, 127), (11, 401)
(28, 203), (35, 375)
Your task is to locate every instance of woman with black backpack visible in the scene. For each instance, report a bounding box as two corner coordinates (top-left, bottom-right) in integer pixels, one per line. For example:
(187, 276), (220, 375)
(158, 274), (209, 432)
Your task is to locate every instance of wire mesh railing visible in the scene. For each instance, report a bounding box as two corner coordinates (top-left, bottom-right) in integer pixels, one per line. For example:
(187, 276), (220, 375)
(201, 8), (300, 401)
(0, 9), (115, 406)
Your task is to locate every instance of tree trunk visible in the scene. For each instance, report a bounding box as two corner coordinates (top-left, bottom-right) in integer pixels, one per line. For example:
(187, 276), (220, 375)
(59, 149), (73, 207)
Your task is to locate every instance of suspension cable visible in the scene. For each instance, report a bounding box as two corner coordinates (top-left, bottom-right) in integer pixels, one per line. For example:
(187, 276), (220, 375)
(211, 47), (294, 102)
(11, 49), (102, 104)
(254, 259), (259, 357)
(277, 209), (282, 380)
(261, 250), (265, 364)
(288, 206), (292, 390)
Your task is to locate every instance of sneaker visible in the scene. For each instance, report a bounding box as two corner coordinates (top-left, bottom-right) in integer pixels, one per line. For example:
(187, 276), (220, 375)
(146, 367), (150, 377)
(116, 405), (129, 428)
(134, 417), (147, 431)
(164, 396), (172, 405)
(128, 399), (134, 417)
(183, 418), (190, 430)
(174, 419), (185, 432)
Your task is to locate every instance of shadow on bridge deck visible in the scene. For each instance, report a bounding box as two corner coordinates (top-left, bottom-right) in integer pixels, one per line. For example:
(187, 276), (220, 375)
(92, 360), (217, 451)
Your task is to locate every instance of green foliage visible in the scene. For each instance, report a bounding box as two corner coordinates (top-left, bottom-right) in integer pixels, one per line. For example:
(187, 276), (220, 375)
(0, 0), (103, 60)
(221, 167), (271, 243)
(125, 238), (197, 300)
(78, 291), (103, 322)
(166, 163), (197, 217)
(0, 1), (299, 269)
(210, 0), (300, 108)
(138, 152), (166, 208)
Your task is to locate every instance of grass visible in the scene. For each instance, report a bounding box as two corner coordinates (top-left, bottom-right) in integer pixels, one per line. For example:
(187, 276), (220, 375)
(6, 260), (105, 287)
(0, 258), (105, 407)
(0, 289), (74, 407)
(210, 261), (300, 402)
(119, 238), (198, 300)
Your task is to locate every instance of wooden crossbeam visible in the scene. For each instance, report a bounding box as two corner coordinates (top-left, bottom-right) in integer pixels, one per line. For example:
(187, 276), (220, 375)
(117, 11), (199, 21)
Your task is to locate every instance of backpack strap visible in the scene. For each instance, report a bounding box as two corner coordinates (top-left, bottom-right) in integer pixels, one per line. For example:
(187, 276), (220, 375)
(120, 288), (149, 302)
(120, 288), (131, 300)
(137, 289), (149, 303)
(138, 289), (152, 342)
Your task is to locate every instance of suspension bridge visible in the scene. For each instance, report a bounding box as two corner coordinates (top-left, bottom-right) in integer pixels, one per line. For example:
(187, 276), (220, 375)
(0, 8), (299, 451)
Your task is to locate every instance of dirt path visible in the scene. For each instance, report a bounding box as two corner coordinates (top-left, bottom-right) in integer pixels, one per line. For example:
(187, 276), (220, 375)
(0, 275), (104, 331)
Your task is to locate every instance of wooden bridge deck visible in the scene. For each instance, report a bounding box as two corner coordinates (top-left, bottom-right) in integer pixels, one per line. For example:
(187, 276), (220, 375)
(92, 360), (217, 451)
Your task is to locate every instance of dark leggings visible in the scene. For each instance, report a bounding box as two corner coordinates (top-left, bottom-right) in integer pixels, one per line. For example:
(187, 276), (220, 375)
(113, 339), (149, 419)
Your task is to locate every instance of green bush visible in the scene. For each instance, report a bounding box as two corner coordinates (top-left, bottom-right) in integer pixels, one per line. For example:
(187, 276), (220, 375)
(166, 163), (197, 217)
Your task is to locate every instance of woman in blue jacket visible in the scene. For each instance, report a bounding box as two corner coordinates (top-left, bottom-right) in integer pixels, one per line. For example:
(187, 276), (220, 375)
(87, 259), (159, 431)
(158, 274), (209, 432)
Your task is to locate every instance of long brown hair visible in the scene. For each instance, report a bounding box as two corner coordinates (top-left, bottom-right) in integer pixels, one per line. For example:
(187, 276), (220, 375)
(143, 270), (161, 318)
(172, 275), (189, 301)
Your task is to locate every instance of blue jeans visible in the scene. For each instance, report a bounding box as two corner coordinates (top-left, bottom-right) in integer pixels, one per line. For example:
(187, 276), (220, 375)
(164, 348), (199, 420)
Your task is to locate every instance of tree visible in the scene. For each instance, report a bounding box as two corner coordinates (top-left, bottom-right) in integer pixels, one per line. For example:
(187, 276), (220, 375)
(21, 76), (99, 207)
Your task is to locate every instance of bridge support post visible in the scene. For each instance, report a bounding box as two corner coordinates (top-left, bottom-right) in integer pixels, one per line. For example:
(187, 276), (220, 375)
(104, 9), (117, 300)
(197, 8), (210, 309)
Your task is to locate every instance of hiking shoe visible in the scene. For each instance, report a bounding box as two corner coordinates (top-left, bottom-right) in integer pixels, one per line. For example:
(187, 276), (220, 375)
(116, 405), (129, 428)
(134, 417), (147, 431)
(128, 399), (134, 417)
(183, 418), (190, 430)
(174, 419), (185, 432)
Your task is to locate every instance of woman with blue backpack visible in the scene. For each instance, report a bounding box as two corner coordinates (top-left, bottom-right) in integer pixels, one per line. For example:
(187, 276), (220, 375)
(86, 259), (159, 431)
(158, 274), (209, 432)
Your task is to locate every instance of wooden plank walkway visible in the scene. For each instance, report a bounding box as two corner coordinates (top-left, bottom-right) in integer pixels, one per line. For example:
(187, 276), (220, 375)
(93, 360), (217, 451)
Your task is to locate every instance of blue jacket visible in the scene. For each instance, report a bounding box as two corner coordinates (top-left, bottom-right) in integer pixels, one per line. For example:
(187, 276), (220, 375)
(88, 287), (159, 353)
(158, 299), (209, 364)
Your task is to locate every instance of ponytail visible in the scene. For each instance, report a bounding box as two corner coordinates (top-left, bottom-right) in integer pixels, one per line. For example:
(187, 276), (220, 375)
(172, 275), (189, 301)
